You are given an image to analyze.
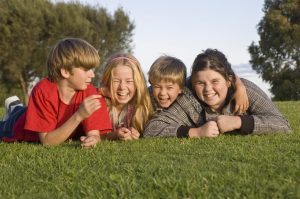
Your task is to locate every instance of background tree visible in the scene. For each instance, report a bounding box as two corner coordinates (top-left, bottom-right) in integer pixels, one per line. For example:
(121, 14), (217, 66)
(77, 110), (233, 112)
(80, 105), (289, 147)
(248, 0), (300, 100)
(0, 0), (134, 104)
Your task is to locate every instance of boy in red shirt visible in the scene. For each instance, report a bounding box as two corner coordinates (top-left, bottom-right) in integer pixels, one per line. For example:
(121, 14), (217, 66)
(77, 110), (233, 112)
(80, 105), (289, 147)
(0, 38), (112, 148)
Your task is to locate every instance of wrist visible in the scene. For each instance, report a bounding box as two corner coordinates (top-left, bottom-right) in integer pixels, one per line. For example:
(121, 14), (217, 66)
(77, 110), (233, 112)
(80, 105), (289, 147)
(188, 128), (199, 138)
(235, 116), (242, 129)
(74, 111), (85, 122)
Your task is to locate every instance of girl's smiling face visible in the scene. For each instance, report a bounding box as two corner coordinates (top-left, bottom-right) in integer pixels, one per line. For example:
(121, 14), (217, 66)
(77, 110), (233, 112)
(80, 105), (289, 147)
(111, 65), (136, 108)
(192, 69), (231, 112)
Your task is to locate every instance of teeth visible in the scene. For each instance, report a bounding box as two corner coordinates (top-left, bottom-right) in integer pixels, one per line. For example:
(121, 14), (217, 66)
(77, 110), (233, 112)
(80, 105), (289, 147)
(159, 99), (168, 102)
(205, 93), (215, 97)
(117, 93), (128, 96)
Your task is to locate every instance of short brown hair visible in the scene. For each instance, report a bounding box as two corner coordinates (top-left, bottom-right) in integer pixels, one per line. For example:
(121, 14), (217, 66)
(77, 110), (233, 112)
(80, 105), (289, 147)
(47, 38), (100, 82)
(148, 56), (186, 89)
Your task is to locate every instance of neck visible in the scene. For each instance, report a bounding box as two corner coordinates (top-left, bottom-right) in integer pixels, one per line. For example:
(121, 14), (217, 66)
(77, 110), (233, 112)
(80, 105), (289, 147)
(57, 80), (76, 104)
(115, 103), (127, 114)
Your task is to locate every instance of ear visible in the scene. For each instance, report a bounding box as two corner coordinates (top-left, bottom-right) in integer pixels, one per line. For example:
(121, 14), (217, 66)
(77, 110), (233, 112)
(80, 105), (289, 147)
(60, 68), (70, 79)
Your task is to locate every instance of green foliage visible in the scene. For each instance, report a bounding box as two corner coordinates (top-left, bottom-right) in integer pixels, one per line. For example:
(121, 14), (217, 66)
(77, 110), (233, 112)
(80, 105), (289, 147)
(0, 0), (134, 104)
(248, 0), (300, 100)
(0, 101), (299, 198)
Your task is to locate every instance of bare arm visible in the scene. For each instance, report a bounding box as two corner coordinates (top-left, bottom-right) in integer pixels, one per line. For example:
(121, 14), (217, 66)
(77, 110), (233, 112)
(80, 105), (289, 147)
(232, 76), (249, 114)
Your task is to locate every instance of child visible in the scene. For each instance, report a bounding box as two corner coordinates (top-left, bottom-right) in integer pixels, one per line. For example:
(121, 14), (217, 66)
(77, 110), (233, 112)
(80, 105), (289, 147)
(0, 38), (112, 147)
(148, 55), (249, 114)
(144, 49), (291, 137)
(148, 56), (187, 112)
(100, 53), (153, 140)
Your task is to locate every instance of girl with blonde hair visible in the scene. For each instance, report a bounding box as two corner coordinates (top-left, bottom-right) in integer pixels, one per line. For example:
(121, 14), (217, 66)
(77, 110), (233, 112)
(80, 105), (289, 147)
(100, 53), (153, 140)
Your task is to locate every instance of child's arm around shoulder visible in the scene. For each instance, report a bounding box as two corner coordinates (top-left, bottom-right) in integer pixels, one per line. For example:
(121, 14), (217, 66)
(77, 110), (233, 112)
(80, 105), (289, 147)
(232, 76), (249, 114)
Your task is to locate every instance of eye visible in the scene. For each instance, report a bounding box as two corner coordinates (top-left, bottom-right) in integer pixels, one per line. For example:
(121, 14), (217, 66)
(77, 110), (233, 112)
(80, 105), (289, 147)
(113, 79), (121, 83)
(212, 79), (220, 84)
(126, 79), (134, 84)
(195, 81), (204, 86)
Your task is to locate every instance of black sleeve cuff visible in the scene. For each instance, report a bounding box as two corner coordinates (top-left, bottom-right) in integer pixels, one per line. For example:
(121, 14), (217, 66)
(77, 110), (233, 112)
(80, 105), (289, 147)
(176, 125), (191, 138)
(239, 115), (254, 134)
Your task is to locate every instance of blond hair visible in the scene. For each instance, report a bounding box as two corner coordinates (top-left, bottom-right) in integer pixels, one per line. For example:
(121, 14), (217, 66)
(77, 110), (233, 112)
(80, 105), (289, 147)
(47, 38), (100, 82)
(101, 53), (153, 133)
(148, 56), (186, 89)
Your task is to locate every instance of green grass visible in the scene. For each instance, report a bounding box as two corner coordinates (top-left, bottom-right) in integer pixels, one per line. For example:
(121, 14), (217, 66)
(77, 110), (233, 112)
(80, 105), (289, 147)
(0, 102), (300, 199)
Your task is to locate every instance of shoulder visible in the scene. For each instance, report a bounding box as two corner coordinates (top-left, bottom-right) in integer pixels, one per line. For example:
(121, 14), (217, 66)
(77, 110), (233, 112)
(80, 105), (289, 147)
(177, 87), (200, 108)
(30, 78), (58, 100)
(33, 78), (57, 90)
(83, 84), (98, 95)
(241, 78), (270, 99)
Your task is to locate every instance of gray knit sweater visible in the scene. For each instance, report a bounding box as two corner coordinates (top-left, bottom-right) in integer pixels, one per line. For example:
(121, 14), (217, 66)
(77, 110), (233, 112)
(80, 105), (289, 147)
(144, 78), (291, 137)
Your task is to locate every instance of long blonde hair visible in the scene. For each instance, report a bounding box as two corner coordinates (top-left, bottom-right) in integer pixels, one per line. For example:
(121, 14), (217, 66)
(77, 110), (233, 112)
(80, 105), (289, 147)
(101, 53), (153, 133)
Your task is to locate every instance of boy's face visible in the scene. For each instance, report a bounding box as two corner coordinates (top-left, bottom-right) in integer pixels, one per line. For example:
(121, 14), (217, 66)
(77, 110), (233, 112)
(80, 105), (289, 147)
(152, 80), (182, 108)
(66, 67), (95, 90)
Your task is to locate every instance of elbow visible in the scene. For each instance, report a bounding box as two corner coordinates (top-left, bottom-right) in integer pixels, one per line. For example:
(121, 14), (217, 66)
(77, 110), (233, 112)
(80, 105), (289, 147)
(38, 133), (61, 146)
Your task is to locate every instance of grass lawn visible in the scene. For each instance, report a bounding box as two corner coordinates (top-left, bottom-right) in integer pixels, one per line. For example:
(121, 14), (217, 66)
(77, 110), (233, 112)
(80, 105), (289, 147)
(0, 101), (299, 198)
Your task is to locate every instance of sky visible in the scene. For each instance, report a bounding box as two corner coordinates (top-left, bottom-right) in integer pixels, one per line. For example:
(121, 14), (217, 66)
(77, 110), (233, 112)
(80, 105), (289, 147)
(58, 0), (271, 97)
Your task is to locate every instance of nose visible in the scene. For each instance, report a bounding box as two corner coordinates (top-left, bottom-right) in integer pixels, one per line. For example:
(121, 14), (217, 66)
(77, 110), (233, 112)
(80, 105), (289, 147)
(118, 81), (126, 89)
(204, 83), (212, 91)
(159, 87), (167, 95)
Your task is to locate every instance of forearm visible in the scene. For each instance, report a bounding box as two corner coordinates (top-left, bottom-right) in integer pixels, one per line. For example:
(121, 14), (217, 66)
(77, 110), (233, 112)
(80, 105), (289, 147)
(38, 111), (83, 146)
(252, 115), (291, 134)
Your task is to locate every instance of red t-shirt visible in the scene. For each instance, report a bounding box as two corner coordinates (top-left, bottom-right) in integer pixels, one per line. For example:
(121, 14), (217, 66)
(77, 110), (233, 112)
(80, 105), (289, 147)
(3, 78), (112, 142)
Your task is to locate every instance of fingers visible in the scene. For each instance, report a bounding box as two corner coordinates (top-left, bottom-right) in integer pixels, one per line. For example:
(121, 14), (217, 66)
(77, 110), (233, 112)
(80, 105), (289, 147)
(234, 100), (249, 114)
(208, 121), (220, 137)
(117, 127), (140, 140)
(234, 104), (243, 114)
(129, 127), (140, 140)
(85, 95), (102, 110)
(78, 95), (103, 119)
(80, 135), (99, 148)
(117, 128), (132, 140)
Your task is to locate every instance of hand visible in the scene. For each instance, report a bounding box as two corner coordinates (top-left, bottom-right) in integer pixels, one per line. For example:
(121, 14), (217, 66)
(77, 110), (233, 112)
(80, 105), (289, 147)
(215, 115), (242, 133)
(116, 127), (133, 141)
(80, 135), (100, 148)
(77, 95), (102, 120)
(189, 121), (220, 138)
(129, 127), (140, 140)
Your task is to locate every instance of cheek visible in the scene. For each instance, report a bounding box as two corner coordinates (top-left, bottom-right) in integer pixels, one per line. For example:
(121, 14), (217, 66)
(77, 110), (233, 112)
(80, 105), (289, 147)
(194, 86), (204, 97)
(218, 84), (229, 94)
(152, 88), (159, 97)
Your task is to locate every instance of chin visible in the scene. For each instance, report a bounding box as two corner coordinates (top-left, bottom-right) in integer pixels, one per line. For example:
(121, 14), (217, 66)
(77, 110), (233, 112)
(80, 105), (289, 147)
(116, 99), (130, 105)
